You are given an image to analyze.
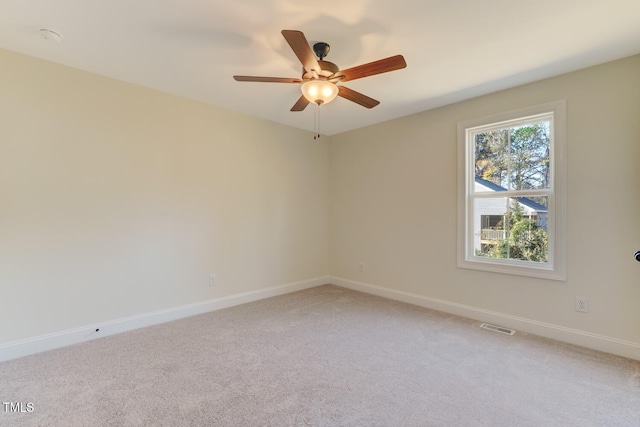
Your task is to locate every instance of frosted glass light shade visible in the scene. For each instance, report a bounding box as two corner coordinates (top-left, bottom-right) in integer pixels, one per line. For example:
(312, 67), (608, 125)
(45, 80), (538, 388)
(301, 80), (338, 105)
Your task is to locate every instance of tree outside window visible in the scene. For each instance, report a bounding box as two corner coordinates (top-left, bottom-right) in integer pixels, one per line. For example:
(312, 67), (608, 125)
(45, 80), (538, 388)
(474, 121), (550, 263)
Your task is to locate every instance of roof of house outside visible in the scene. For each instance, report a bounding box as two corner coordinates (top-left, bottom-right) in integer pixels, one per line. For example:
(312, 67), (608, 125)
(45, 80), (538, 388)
(474, 177), (548, 212)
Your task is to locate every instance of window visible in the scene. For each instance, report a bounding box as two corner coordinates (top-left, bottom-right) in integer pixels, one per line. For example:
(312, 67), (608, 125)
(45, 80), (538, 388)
(457, 101), (566, 280)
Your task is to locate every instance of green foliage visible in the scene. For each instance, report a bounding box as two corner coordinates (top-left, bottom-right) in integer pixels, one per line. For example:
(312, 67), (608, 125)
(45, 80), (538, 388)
(484, 201), (548, 262)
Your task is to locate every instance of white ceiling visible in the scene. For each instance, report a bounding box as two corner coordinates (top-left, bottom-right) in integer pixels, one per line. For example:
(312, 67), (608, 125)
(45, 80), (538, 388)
(1, 0), (639, 135)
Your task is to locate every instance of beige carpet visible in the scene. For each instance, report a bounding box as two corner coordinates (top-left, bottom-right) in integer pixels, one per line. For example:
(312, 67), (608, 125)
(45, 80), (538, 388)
(1, 284), (639, 426)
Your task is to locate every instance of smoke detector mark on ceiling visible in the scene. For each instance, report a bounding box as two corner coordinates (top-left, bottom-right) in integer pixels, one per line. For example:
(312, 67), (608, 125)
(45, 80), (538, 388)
(39, 29), (63, 43)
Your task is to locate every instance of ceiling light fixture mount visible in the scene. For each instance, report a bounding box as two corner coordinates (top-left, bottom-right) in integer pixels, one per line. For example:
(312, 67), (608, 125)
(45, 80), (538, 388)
(313, 42), (330, 61)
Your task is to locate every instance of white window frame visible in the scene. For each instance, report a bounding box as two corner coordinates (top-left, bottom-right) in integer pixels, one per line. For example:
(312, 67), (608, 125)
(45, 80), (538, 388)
(457, 100), (566, 281)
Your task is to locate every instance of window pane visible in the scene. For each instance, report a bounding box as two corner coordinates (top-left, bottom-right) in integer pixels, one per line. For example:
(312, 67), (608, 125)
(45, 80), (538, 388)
(474, 130), (507, 192)
(474, 196), (548, 263)
(507, 121), (551, 191)
(473, 120), (551, 192)
(473, 197), (509, 258)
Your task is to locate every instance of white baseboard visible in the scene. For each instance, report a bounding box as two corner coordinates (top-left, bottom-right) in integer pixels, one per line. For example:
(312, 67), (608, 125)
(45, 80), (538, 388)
(0, 276), (329, 362)
(329, 276), (640, 361)
(4, 276), (638, 363)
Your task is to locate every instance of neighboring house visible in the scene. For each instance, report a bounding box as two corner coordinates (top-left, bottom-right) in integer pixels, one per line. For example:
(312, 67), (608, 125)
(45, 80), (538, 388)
(474, 177), (548, 253)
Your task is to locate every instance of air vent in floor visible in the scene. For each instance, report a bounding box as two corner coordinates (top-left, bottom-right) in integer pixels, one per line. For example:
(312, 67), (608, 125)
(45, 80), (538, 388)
(480, 323), (516, 335)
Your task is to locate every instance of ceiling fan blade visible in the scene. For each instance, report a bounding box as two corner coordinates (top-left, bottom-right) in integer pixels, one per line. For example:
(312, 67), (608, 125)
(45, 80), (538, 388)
(281, 30), (321, 74)
(338, 86), (380, 109)
(290, 95), (311, 111)
(334, 55), (407, 82)
(233, 76), (302, 83)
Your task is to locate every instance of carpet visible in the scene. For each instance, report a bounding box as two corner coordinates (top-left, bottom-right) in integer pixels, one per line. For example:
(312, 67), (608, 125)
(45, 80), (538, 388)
(1, 285), (639, 426)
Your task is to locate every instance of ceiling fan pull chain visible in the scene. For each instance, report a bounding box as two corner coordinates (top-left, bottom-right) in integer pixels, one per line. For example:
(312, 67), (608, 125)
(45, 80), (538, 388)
(314, 103), (320, 140)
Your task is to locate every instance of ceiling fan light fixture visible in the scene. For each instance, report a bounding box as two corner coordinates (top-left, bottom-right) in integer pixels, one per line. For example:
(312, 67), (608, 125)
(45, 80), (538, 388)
(301, 80), (338, 105)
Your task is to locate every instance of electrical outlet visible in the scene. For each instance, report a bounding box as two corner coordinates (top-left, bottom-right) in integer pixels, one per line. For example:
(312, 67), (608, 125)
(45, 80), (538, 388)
(575, 296), (589, 313)
(358, 262), (365, 273)
(209, 274), (217, 287)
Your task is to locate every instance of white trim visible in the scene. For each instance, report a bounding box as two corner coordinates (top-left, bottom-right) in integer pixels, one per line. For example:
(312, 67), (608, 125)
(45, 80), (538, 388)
(0, 276), (329, 362)
(328, 276), (640, 361)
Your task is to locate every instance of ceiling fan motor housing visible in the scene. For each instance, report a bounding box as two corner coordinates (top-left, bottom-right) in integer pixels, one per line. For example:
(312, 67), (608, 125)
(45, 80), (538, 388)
(300, 42), (339, 80)
(302, 60), (339, 80)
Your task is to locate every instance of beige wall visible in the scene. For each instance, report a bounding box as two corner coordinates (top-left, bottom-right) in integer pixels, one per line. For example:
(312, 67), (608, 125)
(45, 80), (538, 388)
(2, 47), (639, 354)
(0, 49), (330, 344)
(330, 55), (640, 345)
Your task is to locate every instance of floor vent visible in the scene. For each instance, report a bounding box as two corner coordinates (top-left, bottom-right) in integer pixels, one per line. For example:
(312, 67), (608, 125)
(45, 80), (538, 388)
(480, 323), (516, 335)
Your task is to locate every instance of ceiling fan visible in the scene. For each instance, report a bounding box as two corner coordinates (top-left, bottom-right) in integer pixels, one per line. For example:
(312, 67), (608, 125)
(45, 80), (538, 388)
(233, 30), (407, 113)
